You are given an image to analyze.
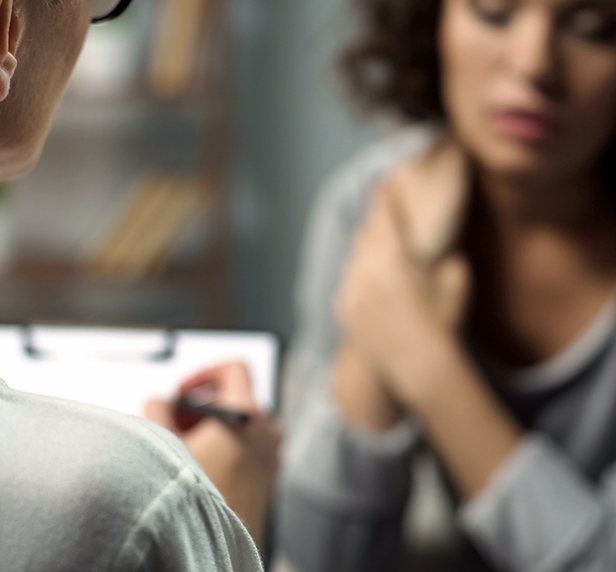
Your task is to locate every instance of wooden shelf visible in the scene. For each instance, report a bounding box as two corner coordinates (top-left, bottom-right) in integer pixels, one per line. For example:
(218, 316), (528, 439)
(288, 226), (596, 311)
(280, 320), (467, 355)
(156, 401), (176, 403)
(0, 253), (232, 328)
(6, 0), (236, 331)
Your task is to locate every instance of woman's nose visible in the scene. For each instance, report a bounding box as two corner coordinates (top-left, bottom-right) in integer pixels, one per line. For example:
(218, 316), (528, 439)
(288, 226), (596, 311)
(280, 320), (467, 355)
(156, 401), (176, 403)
(506, 13), (562, 98)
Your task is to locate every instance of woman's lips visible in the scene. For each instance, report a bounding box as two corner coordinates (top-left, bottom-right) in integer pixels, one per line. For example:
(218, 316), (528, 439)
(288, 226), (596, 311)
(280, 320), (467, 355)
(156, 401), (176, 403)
(492, 109), (558, 142)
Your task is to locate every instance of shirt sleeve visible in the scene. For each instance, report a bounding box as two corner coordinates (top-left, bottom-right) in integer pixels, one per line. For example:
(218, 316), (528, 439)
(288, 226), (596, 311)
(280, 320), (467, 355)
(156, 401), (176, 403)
(276, 157), (422, 572)
(279, 398), (419, 572)
(459, 433), (616, 572)
(111, 466), (263, 572)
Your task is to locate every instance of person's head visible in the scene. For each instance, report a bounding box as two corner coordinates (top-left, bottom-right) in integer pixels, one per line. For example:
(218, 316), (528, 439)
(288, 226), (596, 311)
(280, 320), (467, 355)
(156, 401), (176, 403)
(0, 0), (132, 181)
(0, 0), (90, 180)
(344, 0), (616, 181)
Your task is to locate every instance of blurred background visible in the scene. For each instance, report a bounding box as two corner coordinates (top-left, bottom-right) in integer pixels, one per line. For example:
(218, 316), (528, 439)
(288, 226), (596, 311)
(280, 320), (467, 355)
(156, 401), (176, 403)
(0, 0), (385, 343)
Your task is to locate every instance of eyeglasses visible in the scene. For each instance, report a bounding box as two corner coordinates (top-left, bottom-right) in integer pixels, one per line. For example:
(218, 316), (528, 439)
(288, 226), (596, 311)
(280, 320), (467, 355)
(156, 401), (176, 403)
(90, 0), (134, 24)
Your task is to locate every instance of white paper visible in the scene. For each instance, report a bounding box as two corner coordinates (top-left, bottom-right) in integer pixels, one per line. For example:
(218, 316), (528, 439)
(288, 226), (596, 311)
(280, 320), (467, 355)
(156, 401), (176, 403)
(0, 326), (279, 417)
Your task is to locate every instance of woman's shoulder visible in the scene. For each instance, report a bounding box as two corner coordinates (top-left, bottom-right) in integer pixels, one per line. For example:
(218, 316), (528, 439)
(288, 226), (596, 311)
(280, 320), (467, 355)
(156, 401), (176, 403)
(385, 132), (471, 262)
(314, 124), (470, 262)
(314, 123), (443, 220)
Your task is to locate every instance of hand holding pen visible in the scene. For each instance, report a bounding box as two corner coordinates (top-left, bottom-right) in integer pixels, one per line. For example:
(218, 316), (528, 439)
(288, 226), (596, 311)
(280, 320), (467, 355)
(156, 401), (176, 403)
(175, 394), (251, 429)
(144, 362), (281, 548)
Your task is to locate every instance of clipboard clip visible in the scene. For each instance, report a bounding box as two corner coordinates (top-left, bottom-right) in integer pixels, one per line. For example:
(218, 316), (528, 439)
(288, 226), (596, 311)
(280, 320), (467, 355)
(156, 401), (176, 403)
(21, 326), (46, 360)
(20, 325), (177, 362)
(149, 329), (177, 362)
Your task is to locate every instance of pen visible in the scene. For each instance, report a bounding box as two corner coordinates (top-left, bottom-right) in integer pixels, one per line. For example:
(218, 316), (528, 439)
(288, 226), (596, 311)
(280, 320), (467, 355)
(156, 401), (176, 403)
(176, 395), (251, 428)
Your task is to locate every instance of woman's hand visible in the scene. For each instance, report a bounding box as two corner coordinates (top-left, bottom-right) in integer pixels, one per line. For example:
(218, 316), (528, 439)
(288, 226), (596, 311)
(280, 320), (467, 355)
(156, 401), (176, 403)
(337, 159), (523, 501)
(144, 362), (281, 549)
(338, 208), (522, 499)
(334, 342), (406, 432)
(337, 184), (471, 410)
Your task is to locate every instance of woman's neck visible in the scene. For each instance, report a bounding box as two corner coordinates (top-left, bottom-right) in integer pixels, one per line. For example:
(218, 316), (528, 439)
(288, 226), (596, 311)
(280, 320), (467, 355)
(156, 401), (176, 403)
(466, 167), (616, 366)
(477, 168), (615, 237)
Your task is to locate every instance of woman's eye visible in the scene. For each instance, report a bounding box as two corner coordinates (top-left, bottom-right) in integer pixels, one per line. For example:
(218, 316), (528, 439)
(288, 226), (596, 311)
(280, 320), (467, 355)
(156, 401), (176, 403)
(567, 8), (616, 44)
(470, 0), (512, 26)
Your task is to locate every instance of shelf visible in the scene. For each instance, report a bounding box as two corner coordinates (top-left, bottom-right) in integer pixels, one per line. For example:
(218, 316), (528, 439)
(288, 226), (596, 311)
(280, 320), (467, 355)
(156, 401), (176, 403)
(54, 96), (210, 132)
(5, 0), (236, 330)
(0, 256), (232, 328)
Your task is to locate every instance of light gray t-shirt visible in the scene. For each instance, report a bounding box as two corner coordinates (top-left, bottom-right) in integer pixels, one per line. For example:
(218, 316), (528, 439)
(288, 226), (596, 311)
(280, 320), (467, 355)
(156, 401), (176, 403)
(0, 379), (263, 572)
(276, 125), (616, 572)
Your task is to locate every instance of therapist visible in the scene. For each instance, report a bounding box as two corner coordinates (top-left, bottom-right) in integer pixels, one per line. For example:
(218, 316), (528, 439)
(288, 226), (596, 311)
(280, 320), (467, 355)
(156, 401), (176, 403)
(0, 1), (279, 570)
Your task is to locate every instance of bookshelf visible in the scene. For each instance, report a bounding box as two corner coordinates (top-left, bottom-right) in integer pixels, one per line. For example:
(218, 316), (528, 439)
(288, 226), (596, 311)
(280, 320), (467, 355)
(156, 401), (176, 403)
(0, 0), (235, 328)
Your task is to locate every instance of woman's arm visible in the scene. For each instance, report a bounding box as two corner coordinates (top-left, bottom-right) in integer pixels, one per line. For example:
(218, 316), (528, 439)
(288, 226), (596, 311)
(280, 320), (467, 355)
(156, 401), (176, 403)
(389, 339), (523, 501)
(338, 179), (525, 497)
(389, 340), (616, 571)
(333, 343), (405, 432)
(277, 157), (427, 572)
(337, 181), (616, 571)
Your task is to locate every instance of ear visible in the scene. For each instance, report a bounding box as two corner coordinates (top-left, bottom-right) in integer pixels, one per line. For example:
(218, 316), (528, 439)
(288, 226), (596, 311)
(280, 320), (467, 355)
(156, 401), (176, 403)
(0, 0), (18, 102)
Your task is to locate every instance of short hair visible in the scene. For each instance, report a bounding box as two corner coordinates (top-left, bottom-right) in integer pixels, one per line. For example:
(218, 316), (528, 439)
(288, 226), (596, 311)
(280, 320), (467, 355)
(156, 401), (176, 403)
(341, 0), (444, 122)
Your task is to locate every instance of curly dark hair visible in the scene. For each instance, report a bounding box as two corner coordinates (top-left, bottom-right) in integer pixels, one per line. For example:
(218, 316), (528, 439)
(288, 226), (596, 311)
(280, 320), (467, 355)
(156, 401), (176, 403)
(342, 0), (444, 121)
(341, 0), (616, 188)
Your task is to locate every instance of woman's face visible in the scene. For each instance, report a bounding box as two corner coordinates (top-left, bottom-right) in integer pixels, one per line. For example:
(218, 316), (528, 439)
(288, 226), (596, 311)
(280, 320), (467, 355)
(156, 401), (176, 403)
(0, 0), (90, 179)
(439, 0), (616, 179)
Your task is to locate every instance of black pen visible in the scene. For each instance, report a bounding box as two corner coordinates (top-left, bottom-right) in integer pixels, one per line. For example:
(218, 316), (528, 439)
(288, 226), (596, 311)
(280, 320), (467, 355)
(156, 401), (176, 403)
(176, 395), (251, 427)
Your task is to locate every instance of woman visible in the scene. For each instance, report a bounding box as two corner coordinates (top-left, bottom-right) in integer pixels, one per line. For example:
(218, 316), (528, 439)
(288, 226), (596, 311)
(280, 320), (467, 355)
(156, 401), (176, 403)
(277, 0), (616, 570)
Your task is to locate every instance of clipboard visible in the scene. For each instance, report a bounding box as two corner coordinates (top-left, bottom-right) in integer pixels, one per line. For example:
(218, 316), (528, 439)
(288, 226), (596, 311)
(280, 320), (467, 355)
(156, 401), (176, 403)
(0, 325), (280, 417)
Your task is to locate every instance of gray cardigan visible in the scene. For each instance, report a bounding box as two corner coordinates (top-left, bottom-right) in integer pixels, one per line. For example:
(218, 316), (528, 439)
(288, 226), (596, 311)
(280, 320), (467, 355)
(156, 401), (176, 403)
(276, 126), (616, 572)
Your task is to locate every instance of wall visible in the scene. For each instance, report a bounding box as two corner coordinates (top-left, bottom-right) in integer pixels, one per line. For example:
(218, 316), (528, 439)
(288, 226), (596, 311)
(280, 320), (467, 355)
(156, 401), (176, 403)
(232, 0), (384, 341)
(5, 0), (384, 338)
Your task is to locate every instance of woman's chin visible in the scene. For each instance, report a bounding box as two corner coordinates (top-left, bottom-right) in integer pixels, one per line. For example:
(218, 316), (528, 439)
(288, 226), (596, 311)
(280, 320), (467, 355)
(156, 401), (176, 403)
(475, 140), (575, 180)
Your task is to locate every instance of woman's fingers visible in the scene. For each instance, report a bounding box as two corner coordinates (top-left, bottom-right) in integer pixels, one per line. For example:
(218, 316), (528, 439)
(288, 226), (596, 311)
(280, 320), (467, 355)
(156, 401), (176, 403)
(433, 254), (472, 329)
(364, 185), (473, 331)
